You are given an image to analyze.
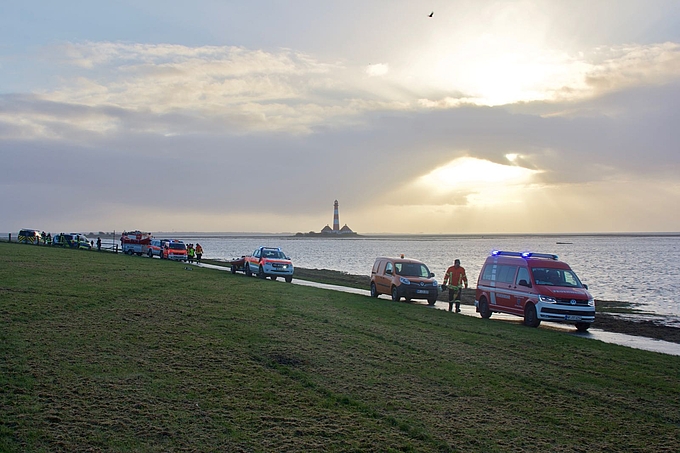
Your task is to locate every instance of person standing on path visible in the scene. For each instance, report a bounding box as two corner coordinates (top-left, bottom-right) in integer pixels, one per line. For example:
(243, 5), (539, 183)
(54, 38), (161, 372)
(442, 259), (468, 313)
(187, 244), (195, 264)
(96, 237), (101, 251)
(195, 243), (203, 263)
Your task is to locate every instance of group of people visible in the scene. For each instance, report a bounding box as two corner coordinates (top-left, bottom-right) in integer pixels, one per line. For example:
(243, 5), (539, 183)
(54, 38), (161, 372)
(186, 243), (203, 264)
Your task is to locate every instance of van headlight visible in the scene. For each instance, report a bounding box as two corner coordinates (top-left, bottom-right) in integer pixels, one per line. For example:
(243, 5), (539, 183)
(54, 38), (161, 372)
(538, 294), (557, 304)
(399, 277), (411, 285)
(588, 297), (595, 307)
(432, 280), (438, 287)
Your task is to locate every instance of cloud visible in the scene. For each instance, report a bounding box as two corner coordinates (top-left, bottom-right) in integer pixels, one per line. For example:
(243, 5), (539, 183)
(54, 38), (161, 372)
(1, 38), (679, 233)
(365, 63), (389, 77)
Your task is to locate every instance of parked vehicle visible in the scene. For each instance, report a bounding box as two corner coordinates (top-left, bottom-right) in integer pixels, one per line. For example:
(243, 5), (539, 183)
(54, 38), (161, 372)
(148, 238), (170, 258)
(162, 240), (187, 261)
(475, 251), (595, 331)
(18, 229), (41, 244)
(370, 257), (439, 305)
(243, 247), (294, 282)
(54, 233), (91, 249)
(120, 230), (152, 256)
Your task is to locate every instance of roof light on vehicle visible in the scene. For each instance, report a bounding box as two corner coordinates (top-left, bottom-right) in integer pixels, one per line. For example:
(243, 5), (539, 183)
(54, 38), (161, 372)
(492, 250), (558, 260)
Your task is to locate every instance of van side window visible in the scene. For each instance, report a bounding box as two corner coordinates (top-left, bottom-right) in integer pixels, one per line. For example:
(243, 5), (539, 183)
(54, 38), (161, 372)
(516, 267), (530, 286)
(385, 262), (393, 275)
(497, 265), (518, 284)
(481, 264), (495, 281)
(372, 260), (380, 273)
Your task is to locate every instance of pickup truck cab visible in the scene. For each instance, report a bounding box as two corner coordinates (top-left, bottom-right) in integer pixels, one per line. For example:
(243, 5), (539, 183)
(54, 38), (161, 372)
(148, 239), (170, 258)
(475, 251), (595, 331)
(244, 247), (294, 282)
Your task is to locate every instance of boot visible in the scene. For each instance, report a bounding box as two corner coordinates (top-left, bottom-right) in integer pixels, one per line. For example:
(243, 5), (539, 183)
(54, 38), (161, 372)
(455, 302), (461, 313)
(448, 301), (453, 312)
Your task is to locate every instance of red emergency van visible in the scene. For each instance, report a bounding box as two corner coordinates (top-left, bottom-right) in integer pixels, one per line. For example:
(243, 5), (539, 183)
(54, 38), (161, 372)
(475, 251), (595, 331)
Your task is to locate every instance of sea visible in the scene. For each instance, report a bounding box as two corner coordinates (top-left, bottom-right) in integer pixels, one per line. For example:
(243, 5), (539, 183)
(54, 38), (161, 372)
(155, 233), (680, 323)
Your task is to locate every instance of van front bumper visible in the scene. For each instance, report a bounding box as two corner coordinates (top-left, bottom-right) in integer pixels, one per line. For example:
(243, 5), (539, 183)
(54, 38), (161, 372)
(538, 306), (595, 323)
(398, 286), (438, 300)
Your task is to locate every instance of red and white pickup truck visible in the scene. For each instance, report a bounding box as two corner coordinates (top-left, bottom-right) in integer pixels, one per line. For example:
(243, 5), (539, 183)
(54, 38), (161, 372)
(242, 247), (294, 282)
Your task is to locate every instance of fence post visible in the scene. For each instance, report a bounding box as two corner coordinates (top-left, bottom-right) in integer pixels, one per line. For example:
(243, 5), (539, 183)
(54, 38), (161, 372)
(8, 233), (11, 242)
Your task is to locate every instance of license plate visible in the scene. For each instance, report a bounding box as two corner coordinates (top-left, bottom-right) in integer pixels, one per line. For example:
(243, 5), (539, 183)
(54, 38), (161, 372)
(416, 290), (428, 294)
(565, 315), (582, 321)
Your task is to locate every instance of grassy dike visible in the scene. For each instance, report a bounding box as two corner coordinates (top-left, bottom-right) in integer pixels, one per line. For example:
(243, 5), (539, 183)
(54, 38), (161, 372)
(1, 243), (679, 452)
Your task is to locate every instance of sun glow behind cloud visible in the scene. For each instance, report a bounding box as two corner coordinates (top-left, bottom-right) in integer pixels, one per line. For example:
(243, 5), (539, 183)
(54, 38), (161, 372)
(410, 156), (541, 207)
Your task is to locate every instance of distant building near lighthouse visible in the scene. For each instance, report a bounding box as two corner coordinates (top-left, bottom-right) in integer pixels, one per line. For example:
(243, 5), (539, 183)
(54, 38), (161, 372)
(295, 200), (358, 237)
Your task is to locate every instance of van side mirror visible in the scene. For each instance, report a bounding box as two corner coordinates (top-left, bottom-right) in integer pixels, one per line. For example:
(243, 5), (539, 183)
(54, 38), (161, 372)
(386, 269), (392, 275)
(583, 284), (588, 290)
(518, 279), (532, 288)
(430, 272), (435, 278)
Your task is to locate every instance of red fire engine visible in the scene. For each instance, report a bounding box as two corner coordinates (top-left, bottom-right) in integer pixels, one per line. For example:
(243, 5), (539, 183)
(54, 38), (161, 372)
(120, 230), (152, 256)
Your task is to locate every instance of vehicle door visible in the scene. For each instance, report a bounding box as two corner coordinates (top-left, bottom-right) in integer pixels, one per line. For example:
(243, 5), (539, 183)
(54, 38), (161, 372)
(494, 264), (519, 311)
(247, 249), (260, 268)
(510, 266), (533, 315)
(376, 260), (392, 294)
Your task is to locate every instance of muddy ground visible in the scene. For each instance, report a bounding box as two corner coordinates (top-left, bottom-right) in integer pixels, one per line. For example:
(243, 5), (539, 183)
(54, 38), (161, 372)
(291, 267), (680, 344)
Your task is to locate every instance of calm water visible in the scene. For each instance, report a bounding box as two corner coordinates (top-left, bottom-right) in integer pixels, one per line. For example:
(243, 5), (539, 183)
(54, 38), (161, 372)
(166, 234), (680, 321)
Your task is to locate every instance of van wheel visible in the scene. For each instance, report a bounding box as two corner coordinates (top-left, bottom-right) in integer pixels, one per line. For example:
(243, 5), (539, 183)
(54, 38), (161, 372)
(391, 286), (400, 302)
(147, 250), (153, 258)
(575, 322), (591, 332)
(479, 298), (492, 319)
(285, 276), (293, 283)
(370, 282), (379, 298)
(270, 276), (277, 281)
(230, 265), (236, 274)
(257, 266), (265, 279)
(427, 297), (436, 306)
(524, 303), (541, 327)
(245, 264), (252, 277)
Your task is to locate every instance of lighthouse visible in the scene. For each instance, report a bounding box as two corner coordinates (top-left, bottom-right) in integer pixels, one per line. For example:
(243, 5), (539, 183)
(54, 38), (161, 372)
(333, 200), (340, 232)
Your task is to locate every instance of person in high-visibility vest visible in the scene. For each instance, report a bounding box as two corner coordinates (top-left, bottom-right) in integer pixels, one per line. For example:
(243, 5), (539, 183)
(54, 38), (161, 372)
(442, 259), (468, 313)
(195, 243), (203, 263)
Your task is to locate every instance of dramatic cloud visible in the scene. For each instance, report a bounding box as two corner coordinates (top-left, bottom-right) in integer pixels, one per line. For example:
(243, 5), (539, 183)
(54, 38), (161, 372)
(1, 1), (679, 234)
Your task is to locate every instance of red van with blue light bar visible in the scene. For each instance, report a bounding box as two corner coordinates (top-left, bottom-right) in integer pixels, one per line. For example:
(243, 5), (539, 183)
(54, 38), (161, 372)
(475, 251), (595, 331)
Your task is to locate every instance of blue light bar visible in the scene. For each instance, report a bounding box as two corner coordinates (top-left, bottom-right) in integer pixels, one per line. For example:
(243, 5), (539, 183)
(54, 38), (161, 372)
(492, 250), (558, 260)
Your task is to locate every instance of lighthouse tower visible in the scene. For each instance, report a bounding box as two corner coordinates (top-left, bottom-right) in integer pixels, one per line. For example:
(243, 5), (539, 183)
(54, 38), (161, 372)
(333, 200), (340, 232)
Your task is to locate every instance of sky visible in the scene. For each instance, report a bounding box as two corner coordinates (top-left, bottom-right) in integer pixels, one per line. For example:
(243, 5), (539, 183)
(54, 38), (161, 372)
(1, 0), (679, 234)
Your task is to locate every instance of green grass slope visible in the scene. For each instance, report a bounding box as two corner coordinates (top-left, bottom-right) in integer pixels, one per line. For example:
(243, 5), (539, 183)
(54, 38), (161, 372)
(1, 243), (679, 452)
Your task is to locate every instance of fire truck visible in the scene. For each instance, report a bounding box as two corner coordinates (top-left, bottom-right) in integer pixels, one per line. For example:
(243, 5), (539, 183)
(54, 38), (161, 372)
(120, 230), (152, 256)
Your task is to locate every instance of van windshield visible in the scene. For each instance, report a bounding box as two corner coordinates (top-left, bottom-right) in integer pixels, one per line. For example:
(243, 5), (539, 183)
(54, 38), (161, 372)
(532, 268), (583, 288)
(169, 243), (186, 250)
(395, 262), (431, 278)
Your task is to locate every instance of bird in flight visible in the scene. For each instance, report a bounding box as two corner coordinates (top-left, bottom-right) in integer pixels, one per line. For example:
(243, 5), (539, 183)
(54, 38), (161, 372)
(429, 11), (434, 17)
